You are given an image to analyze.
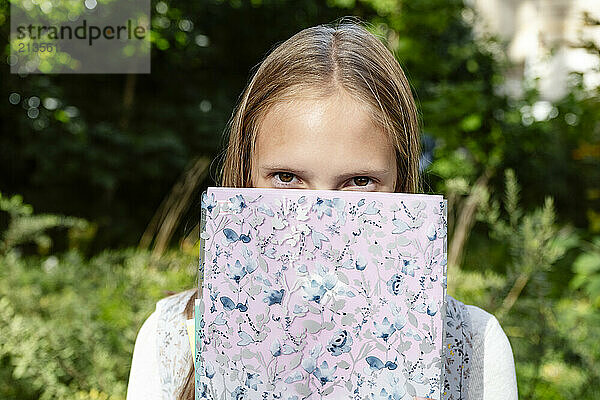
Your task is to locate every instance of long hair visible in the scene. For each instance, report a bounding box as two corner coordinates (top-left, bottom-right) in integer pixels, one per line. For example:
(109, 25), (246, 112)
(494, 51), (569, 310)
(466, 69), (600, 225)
(177, 16), (422, 399)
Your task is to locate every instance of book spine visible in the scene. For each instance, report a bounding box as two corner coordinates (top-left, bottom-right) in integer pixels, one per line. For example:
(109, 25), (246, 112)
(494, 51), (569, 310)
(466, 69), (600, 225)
(194, 298), (202, 400)
(439, 198), (448, 400)
(198, 193), (207, 290)
(195, 191), (208, 399)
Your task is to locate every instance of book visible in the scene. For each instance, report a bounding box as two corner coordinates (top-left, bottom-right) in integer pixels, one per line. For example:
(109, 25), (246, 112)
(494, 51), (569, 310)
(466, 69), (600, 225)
(195, 187), (447, 399)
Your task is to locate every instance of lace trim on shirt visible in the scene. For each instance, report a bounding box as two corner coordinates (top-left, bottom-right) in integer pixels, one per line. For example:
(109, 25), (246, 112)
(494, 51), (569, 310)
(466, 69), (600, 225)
(157, 289), (196, 400)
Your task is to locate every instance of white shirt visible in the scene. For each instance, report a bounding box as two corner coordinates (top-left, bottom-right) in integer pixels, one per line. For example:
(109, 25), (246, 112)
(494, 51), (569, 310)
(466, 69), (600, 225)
(126, 300), (518, 400)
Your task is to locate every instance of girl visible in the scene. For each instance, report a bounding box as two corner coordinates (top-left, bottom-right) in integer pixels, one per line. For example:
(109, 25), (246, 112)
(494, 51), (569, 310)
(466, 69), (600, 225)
(127, 18), (518, 400)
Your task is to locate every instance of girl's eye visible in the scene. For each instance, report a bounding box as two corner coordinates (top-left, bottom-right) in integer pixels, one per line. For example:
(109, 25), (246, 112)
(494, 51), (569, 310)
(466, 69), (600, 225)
(353, 176), (371, 186)
(275, 172), (295, 183)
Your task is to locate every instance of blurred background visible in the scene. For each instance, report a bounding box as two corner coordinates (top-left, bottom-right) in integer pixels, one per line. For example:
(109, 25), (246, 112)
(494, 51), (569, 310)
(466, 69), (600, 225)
(1, 0), (599, 398)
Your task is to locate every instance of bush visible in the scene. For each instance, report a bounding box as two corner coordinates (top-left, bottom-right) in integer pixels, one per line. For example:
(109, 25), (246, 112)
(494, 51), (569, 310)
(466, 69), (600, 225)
(448, 171), (600, 399)
(0, 193), (196, 400)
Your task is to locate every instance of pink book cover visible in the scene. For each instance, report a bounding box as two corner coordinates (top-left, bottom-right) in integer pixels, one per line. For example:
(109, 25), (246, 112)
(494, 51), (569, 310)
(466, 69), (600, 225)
(196, 187), (447, 400)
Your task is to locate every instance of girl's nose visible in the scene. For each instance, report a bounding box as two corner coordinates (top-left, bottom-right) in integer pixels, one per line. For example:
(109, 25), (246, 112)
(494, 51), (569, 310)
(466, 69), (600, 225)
(305, 180), (339, 191)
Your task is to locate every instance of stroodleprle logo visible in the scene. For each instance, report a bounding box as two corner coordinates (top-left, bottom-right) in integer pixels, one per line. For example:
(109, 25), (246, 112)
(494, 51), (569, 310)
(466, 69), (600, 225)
(10, 0), (151, 74)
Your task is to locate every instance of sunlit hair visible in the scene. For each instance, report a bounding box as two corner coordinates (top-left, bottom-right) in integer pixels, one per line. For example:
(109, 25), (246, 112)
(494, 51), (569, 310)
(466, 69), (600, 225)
(177, 17), (421, 400)
(219, 17), (421, 192)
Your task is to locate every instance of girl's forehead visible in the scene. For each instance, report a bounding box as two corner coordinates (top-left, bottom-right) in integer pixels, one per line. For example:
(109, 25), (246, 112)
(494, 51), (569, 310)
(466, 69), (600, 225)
(252, 94), (395, 172)
(256, 93), (386, 145)
(264, 90), (370, 121)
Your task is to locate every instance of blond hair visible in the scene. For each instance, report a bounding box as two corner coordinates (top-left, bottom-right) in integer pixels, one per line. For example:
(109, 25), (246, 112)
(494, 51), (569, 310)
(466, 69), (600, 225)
(177, 17), (421, 400)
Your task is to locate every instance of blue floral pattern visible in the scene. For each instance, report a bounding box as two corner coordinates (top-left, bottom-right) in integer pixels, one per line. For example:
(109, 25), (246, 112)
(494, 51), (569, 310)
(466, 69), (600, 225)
(441, 296), (473, 400)
(197, 188), (448, 399)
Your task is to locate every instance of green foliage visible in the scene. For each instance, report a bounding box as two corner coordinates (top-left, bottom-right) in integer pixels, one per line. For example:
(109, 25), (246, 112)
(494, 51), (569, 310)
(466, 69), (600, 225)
(449, 171), (598, 399)
(480, 170), (576, 284)
(0, 194), (195, 399)
(0, 193), (91, 254)
(499, 74), (600, 231)
(571, 237), (600, 307)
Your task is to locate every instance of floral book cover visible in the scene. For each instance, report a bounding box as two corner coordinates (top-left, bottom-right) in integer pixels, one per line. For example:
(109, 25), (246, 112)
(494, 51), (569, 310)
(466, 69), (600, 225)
(195, 187), (448, 400)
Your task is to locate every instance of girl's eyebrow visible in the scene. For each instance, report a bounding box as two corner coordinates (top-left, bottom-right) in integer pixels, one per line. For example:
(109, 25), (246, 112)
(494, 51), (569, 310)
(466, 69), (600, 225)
(259, 164), (390, 180)
(259, 164), (312, 177)
(334, 169), (391, 180)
